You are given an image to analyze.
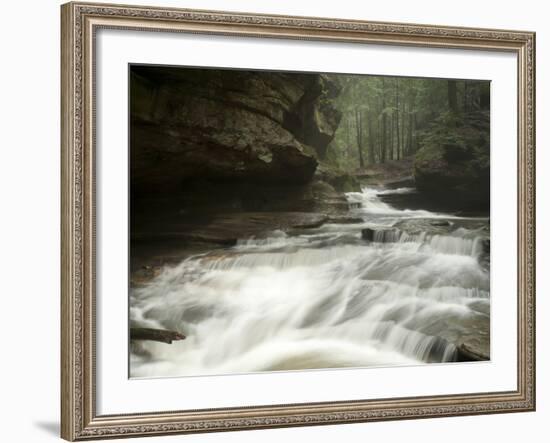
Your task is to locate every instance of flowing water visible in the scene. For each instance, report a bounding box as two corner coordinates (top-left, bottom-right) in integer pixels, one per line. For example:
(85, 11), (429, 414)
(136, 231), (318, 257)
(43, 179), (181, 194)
(130, 187), (490, 378)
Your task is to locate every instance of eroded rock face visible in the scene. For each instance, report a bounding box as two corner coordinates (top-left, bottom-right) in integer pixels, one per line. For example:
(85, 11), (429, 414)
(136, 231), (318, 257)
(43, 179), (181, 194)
(131, 66), (342, 193)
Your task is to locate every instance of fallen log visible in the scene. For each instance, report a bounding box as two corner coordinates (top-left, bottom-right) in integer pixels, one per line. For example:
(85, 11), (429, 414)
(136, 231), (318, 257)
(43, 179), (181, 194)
(130, 327), (186, 344)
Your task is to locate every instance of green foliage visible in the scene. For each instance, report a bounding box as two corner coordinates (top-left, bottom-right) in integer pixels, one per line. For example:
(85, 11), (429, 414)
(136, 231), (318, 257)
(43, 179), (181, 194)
(416, 110), (490, 163)
(324, 74), (490, 174)
(416, 112), (467, 163)
(414, 109), (490, 208)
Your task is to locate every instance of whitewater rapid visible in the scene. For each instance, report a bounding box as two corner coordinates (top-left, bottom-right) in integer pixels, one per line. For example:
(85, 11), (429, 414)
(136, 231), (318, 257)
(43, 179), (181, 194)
(130, 187), (490, 378)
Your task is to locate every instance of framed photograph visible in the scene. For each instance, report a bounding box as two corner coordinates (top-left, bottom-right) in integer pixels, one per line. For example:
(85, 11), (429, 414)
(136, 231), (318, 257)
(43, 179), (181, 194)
(61, 1), (536, 440)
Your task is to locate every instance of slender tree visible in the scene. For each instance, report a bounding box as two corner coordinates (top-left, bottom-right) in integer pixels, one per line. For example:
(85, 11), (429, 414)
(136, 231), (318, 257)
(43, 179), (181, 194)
(367, 111), (375, 164)
(464, 80), (469, 112)
(355, 108), (365, 169)
(381, 78), (387, 163)
(326, 75), (491, 171)
(395, 79), (401, 160)
(479, 82), (490, 110)
(448, 79), (458, 113)
(390, 111), (395, 160)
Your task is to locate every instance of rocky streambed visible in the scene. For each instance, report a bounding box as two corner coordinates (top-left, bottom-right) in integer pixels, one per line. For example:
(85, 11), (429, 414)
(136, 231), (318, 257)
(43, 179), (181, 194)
(130, 186), (490, 377)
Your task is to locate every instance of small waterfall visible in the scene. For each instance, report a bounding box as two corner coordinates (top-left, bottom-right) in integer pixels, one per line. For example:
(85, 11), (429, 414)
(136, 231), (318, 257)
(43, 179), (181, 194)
(373, 229), (402, 243)
(130, 186), (490, 378)
(366, 229), (484, 258)
(201, 246), (365, 271)
(428, 235), (483, 257)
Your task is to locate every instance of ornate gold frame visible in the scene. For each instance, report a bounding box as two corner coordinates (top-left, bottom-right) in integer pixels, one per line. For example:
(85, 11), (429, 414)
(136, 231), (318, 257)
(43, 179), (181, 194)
(61, 2), (536, 440)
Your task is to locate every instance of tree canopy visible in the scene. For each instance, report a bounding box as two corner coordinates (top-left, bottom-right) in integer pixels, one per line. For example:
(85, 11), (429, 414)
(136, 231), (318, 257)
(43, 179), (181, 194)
(325, 74), (490, 172)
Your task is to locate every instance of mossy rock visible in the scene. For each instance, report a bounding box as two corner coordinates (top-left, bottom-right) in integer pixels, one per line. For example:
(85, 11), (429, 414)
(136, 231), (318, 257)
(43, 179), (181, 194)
(329, 172), (361, 193)
(315, 164), (361, 193)
(414, 111), (490, 210)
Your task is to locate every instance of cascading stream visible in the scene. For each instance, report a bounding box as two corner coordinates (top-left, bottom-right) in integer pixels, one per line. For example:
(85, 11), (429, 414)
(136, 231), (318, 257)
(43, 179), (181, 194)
(130, 186), (490, 377)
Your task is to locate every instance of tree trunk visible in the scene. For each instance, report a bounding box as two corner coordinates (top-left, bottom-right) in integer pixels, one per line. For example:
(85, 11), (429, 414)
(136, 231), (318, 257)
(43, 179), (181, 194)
(407, 110), (413, 156)
(448, 79), (458, 113)
(390, 113), (394, 160)
(395, 79), (401, 160)
(367, 112), (375, 164)
(464, 81), (468, 112)
(381, 78), (387, 163)
(377, 116), (381, 162)
(345, 112), (352, 149)
(413, 113), (418, 152)
(355, 108), (365, 169)
(406, 80), (416, 156)
(400, 106), (405, 158)
(479, 82), (490, 110)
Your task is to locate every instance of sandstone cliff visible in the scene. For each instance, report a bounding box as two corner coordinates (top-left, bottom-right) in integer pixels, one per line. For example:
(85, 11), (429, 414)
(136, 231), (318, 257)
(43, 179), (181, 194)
(131, 66), (342, 193)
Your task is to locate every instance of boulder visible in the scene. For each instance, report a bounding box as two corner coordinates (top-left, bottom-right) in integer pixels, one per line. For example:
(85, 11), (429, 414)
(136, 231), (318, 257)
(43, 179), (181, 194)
(315, 164), (361, 193)
(414, 111), (490, 211)
(456, 342), (490, 362)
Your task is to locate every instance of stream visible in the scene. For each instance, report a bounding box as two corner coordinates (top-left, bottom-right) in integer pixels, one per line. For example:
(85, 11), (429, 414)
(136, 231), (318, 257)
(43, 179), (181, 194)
(130, 186), (490, 377)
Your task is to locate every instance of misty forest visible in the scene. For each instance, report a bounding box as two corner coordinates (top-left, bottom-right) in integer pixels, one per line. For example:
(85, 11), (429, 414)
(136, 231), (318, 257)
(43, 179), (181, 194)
(130, 66), (490, 377)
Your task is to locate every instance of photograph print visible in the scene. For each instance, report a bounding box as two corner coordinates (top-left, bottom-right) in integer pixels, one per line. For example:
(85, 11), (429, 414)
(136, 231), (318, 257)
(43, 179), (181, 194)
(129, 65), (490, 378)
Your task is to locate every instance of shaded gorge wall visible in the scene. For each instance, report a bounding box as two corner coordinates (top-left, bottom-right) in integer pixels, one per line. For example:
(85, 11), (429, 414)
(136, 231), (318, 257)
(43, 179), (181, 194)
(130, 66), (353, 212)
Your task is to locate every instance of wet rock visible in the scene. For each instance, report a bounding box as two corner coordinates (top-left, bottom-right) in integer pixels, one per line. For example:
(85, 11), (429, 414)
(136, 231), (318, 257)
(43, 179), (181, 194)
(132, 231), (238, 246)
(130, 327), (186, 344)
(456, 342), (490, 362)
(394, 218), (490, 237)
(289, 214), (329, 229)
(131, 265), (163, 286)
(385, 176), (415, 189)
(377, 188), (488, 216)
(430, 220), (452, 227)
(361, 228), (375, 241)
(327, 216), (364, 224)
(132, 212), (330, 247)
